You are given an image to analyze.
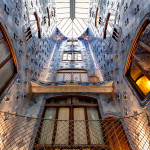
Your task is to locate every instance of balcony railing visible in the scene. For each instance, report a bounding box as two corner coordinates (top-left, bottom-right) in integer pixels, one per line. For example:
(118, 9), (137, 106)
(0, 112), (149, 149)
(32, 69), (112, 85)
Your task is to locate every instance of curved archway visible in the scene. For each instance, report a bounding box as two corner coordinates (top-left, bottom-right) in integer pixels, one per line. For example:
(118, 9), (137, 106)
(104, 116), (131, 150)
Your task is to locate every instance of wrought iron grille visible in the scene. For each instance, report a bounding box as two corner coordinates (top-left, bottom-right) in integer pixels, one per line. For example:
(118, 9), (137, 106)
(0, 112), (149, 150)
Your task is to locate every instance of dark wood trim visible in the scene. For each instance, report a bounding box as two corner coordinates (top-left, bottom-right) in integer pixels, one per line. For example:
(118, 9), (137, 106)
(138, 40), (150, 52)
(34, 12), (41, 39)
(51, 108), (59, 145)
(104, 13), (110, 39)
(0, 54), (12, 69)
(47, 7), (50, 26)
(84, 108), (91, 145)
(34, 144), (108, 149)
(45, 104), (98, 107)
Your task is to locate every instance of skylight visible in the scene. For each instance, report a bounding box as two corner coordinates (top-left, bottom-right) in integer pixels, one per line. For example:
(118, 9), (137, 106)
(56, 0), (89, 38)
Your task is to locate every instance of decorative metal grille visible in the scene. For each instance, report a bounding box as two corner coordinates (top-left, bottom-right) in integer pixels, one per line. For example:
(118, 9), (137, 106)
(0, 112), (149, 150)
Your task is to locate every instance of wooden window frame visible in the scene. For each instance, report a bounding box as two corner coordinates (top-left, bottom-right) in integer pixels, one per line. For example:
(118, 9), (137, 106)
(29, 12), (41, 42)
(125, 20), (150, 100)
(56, 69), (88, 82)
(0, 24), (17, 95)
(62, 51), (82, 61)
(95, 8), (100, 27)
(34, 96), (108, 150)
(47, 7), (50, 26)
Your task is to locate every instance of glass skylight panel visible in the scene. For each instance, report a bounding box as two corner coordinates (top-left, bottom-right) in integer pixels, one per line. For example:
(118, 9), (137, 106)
(56, 0), (89, 38)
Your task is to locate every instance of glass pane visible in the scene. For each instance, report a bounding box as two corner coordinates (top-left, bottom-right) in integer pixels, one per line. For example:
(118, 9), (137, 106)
(81, 73), (88, 82)
(74, 108), (87, 144)
(136, 76), (150, 96)
(39, 108), (56, 144)
(56, 73), (63, 82)
(0, 30), (4, 40)
(72, 97), (97, 104)
(133, 44), (150, 74)
(87, 108), (104, 144)
(0, 59), (15, 89)
(78, 54), (82, 60)
(64, 73), (71, 81)
(46, 98), (71, 104)
(63, 54), (67, 60)
(68, 53), (72, 60)
(55, 108), (69, 144)
(129, 62), (143, 81)
(0, 40), (11, 64)
(73, 73), (80, 81)
(139, 23), (150, 47)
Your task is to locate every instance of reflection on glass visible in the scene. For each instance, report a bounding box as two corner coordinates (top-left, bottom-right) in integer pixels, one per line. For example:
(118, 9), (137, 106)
(136, 76), (150, 95)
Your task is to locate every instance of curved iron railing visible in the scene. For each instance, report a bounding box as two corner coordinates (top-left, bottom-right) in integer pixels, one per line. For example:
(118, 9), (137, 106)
(0, 111), (149, 150)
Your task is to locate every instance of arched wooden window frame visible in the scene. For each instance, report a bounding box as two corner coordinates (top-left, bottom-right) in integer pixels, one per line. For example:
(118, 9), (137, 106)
(0, 23), (17, 95)
(47, 7), (50, 26)
(104, 13), (110, 39)
(125, 19), (150, 101)
(34, 12), (41, 39)
(95, 8), (100, 27)
(34, 96), (108, 149)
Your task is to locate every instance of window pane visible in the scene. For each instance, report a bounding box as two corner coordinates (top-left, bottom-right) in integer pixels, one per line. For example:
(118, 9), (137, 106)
(129, 62), (143, 81)
(68, 53), (72, 60)
(39, 108), (56, 144)
(136, 76), (150, 96)
(73, 73), (80, 81)
(87, 108), (104, 144)
(139, 23), (150, 47)
(78, 54), (82, 60)
(133, 44), (150, 74)
(56, 73), (63, 82)
(0, 59), (15, 89)
(0, 40), (11, 64)
(55, 108), (69, 144)
(81, 73), (88, 82)
(74, 108), (87, 144)
(0, 30), (4, 40)
(63, 53), (67, 60)
(64, 73), (71, 81)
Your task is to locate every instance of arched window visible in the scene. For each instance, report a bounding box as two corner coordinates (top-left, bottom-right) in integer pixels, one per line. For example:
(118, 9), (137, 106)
(95, 8), (100, 27)
(126, 20), (150, 100)
(34, 96), (105, 149)
(0, 24), (17, 95)
(29, 12), (41, 42)
(104, 12), (116, 44)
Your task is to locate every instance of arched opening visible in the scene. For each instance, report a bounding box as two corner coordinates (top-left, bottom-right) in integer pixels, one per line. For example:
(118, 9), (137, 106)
(125, 20), (150, 100)
(0, 23), (17, 95)
(104, 116), (131, 150)
(34, 96), (107, 149)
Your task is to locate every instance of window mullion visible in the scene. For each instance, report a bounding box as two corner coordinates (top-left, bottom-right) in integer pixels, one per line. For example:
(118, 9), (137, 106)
(52, 107), (59, 145)
(84, 107), (91, 145)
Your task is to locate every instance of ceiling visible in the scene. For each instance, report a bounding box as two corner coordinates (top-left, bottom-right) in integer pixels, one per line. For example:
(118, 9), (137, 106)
(56, 0), (89, 39)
